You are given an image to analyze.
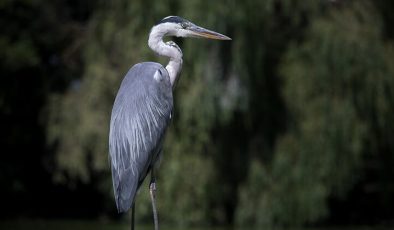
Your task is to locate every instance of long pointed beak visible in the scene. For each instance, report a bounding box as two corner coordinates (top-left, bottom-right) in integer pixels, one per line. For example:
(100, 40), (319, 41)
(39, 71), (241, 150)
(188, 25), (231, 40)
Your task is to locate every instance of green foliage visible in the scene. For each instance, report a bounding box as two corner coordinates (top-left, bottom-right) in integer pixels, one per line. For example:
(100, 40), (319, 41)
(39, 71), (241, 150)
(236, 0), (394, 227)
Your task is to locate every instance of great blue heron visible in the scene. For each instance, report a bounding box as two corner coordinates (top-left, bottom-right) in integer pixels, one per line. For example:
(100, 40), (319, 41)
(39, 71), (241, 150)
(109, 16), (231, 230)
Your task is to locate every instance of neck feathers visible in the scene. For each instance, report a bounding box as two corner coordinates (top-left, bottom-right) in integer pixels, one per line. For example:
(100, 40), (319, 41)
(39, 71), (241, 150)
(148, 24), (183, 87)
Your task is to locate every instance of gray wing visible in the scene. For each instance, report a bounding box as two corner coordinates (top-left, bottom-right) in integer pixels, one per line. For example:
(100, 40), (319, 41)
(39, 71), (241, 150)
(109, 62), (173, 212)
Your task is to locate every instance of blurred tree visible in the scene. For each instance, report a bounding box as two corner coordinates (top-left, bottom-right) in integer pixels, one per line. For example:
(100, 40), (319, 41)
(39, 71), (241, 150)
(0, 0), (98, 218)
(236, 0), (394, 227)
(43, 0), (394, 227)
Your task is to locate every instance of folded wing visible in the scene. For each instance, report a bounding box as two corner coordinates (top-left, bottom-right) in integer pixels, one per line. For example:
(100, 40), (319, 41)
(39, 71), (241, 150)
(109, 62), (173, 212)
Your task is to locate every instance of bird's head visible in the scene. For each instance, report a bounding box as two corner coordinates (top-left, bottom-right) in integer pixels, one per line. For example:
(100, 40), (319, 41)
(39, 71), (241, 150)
(154, 16), (231, 40)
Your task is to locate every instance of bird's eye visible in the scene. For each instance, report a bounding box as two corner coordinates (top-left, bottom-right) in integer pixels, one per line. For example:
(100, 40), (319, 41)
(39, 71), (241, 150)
(181, 23), (188, 29)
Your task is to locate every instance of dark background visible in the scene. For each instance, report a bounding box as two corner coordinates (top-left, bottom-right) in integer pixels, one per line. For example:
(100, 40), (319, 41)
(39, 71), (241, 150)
(1, 0), (394, 228)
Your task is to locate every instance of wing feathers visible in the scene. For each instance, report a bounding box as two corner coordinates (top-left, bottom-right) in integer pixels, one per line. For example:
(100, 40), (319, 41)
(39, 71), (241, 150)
(109, 62), (172, 212)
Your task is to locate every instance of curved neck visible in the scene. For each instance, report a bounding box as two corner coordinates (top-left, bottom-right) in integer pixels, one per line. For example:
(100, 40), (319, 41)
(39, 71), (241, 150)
(148, 25), (183, 88)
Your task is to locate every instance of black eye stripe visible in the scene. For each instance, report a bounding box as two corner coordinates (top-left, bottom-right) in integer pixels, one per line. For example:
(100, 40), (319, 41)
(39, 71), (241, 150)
(156, 16), (186, 25)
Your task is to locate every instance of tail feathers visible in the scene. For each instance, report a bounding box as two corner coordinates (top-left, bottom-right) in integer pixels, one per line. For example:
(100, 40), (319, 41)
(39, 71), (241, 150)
(113, 166), (138, 213)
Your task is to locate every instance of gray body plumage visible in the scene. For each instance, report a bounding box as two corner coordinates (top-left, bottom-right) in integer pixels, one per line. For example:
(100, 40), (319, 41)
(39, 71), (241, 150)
(109, 62), (173, 212)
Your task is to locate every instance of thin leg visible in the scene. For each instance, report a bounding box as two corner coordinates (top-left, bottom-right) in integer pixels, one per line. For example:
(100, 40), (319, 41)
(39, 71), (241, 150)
(149, 174), (159, 230)
(131, 202), (135, 230)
